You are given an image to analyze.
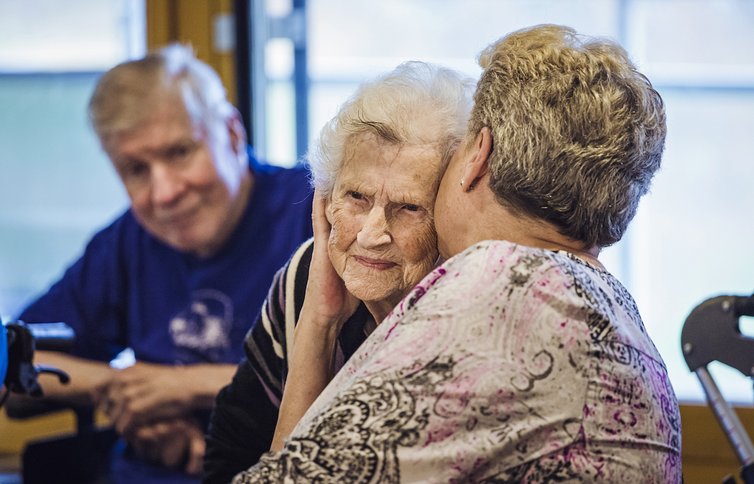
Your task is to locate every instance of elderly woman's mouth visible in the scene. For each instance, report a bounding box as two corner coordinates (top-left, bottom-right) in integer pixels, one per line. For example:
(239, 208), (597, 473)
(353, 255), (397, 270)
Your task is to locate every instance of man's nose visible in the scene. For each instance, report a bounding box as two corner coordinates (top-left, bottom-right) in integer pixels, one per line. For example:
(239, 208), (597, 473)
(150, 165), (185, 206)
(357, 207), (391, 248)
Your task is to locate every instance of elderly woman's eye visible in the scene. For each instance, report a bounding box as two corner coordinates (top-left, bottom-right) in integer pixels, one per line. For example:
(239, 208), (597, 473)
(402, 204), (421, 212)
(348, 191), (365, 201)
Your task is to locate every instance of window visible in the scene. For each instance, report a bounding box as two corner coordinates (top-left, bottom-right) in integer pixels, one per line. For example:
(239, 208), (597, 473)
(0, 0), (145, 317)
(242, 0), (754, 403)
(624, 0), (754, 404)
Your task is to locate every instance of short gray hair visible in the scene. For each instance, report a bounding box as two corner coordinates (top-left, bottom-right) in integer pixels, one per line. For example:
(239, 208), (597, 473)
(470, 24), (666, 248)
(88, 43), (234, 139)
(309, 61), (474, 196)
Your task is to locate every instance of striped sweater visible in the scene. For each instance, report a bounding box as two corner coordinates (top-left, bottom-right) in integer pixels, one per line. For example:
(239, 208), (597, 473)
(204, 238), (373, 484)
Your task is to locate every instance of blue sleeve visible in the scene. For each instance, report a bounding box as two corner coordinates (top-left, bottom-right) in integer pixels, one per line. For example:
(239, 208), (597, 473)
(17, 216), (130, 362)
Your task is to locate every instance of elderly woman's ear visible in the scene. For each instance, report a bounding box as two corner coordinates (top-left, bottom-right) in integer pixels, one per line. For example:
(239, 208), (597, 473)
(461, 127), (493, 193)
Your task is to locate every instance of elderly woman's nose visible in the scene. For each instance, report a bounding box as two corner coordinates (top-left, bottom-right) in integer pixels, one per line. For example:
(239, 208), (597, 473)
(357, 207), (391, 248)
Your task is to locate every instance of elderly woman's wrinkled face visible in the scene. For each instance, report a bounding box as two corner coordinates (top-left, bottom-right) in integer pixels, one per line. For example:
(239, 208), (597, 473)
(326, 132), (443, 307)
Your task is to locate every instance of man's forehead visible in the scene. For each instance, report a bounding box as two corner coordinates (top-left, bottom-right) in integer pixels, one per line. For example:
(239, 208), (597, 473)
(104, 109), (203, 154)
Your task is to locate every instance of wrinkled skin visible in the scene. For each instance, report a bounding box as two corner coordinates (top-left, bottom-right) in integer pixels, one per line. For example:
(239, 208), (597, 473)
(101, 92), (250, 259)
(270, 132), (447, 450)
(326, 132), (444, 314)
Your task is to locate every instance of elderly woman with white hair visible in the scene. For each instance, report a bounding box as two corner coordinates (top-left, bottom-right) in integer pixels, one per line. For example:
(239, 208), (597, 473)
(232, 24), (681, 483)
(204, 61), (474, 483)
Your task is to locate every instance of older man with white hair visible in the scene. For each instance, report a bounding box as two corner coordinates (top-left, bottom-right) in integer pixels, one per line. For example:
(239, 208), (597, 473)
(10, 44), (313, 484)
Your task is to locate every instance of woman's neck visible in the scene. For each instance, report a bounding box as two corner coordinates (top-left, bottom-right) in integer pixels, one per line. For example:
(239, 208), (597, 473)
(471, 202), (604, 269)
(364, 296), (401, 328)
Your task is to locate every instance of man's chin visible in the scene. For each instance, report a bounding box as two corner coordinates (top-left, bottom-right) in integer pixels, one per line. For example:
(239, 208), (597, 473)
(154, 232), (208, 257)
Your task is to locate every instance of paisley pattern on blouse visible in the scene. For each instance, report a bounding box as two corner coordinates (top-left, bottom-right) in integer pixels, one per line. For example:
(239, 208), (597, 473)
(234, 240), (681, 483)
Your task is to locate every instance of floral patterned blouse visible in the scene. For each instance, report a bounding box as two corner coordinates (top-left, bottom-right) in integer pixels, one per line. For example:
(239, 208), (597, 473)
(234, 240), (682, 483)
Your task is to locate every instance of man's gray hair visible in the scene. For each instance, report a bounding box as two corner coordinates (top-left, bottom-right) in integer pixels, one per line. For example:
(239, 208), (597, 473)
(88, 43), (234, 139)
(309, 61), (475, 196)
(470, 24), (666, 248)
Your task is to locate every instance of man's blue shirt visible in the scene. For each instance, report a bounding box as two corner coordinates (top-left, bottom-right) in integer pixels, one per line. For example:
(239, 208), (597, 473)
(18, 156), (314, 483)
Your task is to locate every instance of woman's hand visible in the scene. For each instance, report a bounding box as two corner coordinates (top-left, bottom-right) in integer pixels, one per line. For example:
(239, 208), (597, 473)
(299, 191), (360, 332)
(270, 190), (360, 451)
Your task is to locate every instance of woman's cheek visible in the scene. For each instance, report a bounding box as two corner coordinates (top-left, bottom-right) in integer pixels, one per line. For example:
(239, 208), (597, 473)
(330, 204), (365, 247)
(402, 222), (439, 286)
(326, 206), (359, 281)
(327, 206), (347, 248)
(414, 220), (438, 261)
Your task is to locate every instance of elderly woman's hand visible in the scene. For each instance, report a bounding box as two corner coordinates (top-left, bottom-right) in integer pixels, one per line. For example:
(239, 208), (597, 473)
(300, 191), (361, 332)
(271, 191), (360, 451)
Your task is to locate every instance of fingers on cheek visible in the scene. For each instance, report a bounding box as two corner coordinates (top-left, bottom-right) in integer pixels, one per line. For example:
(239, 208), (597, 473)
(315, 194), (327, 215)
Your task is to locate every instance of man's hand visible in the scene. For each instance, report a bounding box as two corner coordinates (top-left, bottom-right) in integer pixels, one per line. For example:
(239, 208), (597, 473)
(96, 361), (192, 433)
(127, 418), (205, 475)
(96, 361), (235, 434)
